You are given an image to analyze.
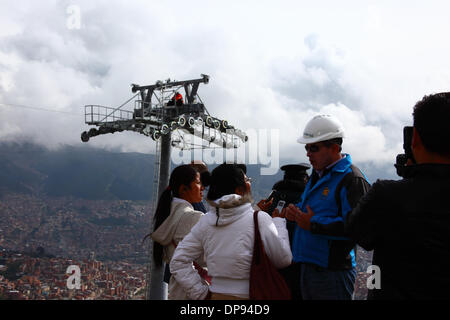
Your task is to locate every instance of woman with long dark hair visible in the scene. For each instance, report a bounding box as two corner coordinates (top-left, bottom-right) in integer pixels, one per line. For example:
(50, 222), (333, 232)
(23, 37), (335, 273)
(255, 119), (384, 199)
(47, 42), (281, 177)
(150, 164), (205, 299)
(170, 163), (292, 300)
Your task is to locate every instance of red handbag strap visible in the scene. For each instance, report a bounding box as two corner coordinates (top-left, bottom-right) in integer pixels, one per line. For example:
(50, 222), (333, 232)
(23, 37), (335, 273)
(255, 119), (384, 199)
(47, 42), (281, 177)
(253, 210), (260, 239)
(250, 211), (292, 300)
(253, 210), (263, 263)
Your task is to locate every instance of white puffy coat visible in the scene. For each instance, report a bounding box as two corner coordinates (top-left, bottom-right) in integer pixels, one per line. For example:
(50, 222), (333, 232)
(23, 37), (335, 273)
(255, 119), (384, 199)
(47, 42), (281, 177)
(170, 194), (292, 299)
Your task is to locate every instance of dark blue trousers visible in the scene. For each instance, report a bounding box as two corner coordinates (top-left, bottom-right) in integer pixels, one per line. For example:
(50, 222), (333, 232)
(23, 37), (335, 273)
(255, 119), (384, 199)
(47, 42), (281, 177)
(299, 263), (356, 300)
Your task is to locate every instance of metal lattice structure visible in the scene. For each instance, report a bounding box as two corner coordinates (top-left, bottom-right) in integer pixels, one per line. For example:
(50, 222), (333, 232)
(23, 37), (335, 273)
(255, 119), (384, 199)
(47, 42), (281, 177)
(80, 74), (248, 300)
(81, 74), (247, 149)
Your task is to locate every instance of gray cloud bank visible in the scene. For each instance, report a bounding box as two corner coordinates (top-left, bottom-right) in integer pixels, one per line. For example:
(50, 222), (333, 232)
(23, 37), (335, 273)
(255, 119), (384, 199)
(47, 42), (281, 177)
(1, 1), (448, 179)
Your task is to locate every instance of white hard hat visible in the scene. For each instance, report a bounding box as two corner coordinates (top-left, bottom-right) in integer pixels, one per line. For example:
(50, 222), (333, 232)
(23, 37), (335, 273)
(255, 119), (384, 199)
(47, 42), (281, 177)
(297, 114), (345, 144)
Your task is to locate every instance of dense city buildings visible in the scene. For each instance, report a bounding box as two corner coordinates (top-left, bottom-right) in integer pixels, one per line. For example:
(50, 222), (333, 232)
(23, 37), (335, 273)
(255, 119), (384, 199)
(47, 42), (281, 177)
(354, 248), (374, 300)
(0, 248), (146, 300)
(0, 193), (151, 300)
(0, 193), (372, 300)
(0, 194), (151, 264)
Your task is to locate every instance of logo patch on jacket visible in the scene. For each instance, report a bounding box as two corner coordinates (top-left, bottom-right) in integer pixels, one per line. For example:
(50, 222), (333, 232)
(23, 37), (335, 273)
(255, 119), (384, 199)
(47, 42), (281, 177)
(322, 187), (330, 197)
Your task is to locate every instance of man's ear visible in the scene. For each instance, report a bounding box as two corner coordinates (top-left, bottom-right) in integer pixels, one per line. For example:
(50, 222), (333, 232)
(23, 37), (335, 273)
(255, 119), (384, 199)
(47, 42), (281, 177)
(327, 143), (340, 154)
(334, 144), (341, 153)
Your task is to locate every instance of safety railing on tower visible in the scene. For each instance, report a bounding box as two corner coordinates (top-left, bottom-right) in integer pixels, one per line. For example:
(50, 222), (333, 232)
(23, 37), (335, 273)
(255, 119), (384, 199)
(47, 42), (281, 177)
(84, 105), (134, 125)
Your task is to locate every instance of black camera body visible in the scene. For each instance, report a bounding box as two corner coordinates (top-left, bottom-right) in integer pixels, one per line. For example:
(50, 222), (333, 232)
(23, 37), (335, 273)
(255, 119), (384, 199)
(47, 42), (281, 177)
(264, 164), (310, 215)
(395, 126), (415, 177)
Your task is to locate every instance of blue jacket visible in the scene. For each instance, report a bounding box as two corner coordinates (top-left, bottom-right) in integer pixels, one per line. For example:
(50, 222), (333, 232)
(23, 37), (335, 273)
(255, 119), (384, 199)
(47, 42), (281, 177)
(292, 154), (370, 270)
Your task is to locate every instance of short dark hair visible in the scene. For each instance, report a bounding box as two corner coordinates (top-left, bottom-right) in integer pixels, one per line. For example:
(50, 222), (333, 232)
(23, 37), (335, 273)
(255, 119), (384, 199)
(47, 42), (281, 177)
(413, 92), (450, 156)
(322, 138), (343, 152)
(207, 163), (247, 201)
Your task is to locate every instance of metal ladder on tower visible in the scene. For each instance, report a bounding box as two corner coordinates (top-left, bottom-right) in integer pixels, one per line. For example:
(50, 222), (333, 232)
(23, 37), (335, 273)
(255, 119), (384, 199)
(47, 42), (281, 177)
(145, 103), (163, 300)
(151, 138), (161, 214)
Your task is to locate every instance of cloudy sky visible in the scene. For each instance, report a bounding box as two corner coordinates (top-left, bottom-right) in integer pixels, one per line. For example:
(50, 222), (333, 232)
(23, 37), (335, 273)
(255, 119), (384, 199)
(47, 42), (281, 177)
(1, 0), (450, 180)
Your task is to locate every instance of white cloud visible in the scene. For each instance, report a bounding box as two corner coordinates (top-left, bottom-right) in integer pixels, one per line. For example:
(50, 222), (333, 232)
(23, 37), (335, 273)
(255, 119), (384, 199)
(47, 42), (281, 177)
(318, 103), (395, 165)
(1, 1), (450, 179)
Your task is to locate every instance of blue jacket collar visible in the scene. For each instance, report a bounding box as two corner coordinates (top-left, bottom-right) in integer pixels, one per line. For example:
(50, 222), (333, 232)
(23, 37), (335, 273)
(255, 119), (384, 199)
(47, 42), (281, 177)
(304, 154), (352, 195)
(331, 153), (352, 173)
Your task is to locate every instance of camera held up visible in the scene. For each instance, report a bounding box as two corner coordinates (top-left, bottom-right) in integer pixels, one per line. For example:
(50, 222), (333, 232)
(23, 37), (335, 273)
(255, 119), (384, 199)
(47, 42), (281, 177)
(395, 126), (415, 177)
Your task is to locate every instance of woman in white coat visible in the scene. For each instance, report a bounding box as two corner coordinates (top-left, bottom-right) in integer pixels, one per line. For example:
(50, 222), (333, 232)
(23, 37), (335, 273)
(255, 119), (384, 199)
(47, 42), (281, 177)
(150, 164), (205, 299)
(170, 163), (292, 300)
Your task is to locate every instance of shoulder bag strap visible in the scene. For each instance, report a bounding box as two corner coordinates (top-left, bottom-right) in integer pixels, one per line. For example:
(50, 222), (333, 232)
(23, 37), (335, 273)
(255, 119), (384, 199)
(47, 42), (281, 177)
(253, 210), (263, 264)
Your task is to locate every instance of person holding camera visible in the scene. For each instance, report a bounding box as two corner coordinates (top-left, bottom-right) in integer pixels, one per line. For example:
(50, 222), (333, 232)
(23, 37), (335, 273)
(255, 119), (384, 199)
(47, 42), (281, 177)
(281, 114), (370, 300)
(346, 92), (450, 299)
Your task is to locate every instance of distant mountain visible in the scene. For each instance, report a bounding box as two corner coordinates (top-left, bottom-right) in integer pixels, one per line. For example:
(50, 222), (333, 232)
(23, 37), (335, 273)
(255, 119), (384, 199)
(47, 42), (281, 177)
(0, 142), (283, 201)
(0, 142), (155, 200)
(0, 141), (398, 201)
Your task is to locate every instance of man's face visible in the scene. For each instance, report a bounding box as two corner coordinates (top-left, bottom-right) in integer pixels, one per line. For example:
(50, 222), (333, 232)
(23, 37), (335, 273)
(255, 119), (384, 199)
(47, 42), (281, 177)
(304, 142), (335, 171)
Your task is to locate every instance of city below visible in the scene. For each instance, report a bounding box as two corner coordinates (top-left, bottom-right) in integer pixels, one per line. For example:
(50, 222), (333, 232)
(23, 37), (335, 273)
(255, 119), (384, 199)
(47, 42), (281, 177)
(0, 193), (372, 300)
(0, 193), (151, 300)
(0, 248), (146, 300)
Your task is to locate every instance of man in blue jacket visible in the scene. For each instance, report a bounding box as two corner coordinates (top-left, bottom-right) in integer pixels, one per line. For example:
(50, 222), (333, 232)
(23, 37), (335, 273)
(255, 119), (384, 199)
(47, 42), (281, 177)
(284, 114), (370, 300)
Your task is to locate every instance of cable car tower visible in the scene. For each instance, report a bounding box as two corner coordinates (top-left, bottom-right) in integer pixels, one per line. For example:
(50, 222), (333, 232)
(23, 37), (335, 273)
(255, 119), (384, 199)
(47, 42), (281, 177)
(80, 74), (248, 299)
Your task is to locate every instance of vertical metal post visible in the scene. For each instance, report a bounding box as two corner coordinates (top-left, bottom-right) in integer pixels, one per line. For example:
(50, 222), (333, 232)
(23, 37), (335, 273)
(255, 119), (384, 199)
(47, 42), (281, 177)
(148, 132), (172, 300)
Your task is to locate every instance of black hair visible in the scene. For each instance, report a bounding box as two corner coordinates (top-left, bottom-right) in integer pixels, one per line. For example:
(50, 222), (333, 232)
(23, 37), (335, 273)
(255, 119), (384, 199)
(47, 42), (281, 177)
(152, 164), (198, 266)
(323, 138), (343, 152)
(200, 171), (211, 187)
(207, 163), (247, 201)
(413, 92), (450, 156)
